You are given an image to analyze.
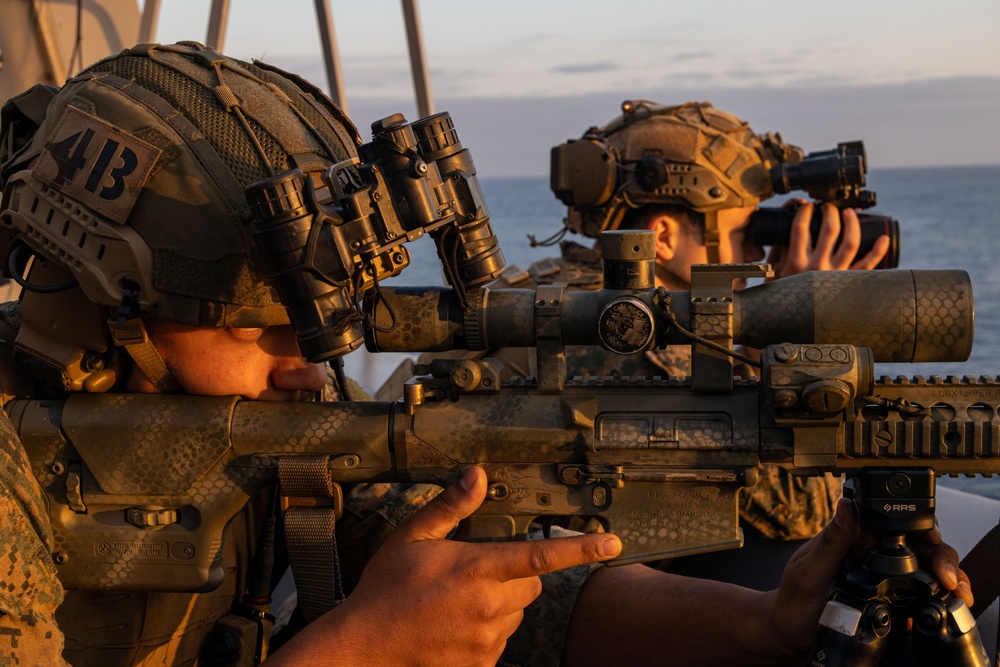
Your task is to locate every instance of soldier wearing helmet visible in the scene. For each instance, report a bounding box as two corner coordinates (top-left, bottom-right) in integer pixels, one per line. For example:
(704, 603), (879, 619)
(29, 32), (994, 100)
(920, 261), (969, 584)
(0, 49), (966, 667)
(542, 98), (890, 289)
(0, 41), (347, 664)
(0, 40), (622, 666)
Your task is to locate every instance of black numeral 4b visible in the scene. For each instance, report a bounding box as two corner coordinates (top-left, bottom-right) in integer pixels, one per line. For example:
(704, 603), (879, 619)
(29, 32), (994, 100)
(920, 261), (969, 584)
(50, 129), (138, 201)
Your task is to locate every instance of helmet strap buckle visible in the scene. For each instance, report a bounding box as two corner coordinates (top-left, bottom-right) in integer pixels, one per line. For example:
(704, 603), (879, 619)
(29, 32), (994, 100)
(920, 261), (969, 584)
(108, 283), (181, 394)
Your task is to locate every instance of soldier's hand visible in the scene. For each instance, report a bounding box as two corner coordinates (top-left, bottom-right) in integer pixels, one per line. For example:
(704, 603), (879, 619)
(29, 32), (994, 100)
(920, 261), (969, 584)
(908, 517), (974, 608)
(768, 498), (973, 655)
(767, 201), (890, 278)
(269, 466), (621, 666)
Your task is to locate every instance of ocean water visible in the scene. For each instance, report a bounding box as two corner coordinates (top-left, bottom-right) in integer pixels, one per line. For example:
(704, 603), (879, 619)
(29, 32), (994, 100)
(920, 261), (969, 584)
(343, 165), (1000, 499)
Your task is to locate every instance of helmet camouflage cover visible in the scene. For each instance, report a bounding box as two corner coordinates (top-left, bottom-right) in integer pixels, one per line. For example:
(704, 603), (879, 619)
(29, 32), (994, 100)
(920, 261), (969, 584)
(552, 100), (802, 238)
(0, 41), (360, 392)
(1, 40), (359, 326)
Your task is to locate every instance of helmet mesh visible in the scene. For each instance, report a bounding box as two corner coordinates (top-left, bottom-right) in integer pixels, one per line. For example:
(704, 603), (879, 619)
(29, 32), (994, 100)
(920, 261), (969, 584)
(90, 56), (289, 186)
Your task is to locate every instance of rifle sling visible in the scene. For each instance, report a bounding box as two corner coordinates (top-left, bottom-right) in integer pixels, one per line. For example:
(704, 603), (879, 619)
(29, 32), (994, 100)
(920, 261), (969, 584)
(960, 517), (1000, 663)
(278, 456), (345, 624)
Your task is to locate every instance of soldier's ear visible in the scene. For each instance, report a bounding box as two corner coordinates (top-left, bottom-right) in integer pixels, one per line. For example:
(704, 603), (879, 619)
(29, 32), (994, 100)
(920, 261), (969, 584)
(650, 214), (681, 263)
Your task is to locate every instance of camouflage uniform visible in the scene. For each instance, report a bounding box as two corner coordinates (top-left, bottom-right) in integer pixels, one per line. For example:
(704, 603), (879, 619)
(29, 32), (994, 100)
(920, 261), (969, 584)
(483, 243), (842, 542)
(0, 296), (280, 664)
(0, 407), (67, 667)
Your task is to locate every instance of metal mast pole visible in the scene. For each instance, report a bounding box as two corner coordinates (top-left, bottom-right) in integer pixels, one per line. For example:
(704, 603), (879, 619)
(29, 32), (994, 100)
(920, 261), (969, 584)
(206, 0), (231, 51)
(401, 0), (434, 118)
(29, 0), (66, 84)
(313, 0), (349, 115)
(138, 0), (162, 43)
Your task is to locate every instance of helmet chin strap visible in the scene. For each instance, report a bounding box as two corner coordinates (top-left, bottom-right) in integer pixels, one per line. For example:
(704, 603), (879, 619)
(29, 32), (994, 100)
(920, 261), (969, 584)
(703, 210), (721, 264)
(123, 329), (181, 393)
(107, 282), (181, 393)
(107, 317), (181, 393)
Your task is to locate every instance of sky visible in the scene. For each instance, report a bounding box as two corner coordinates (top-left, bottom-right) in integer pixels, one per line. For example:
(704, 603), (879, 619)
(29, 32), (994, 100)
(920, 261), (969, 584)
(148, 1), (1000, 177)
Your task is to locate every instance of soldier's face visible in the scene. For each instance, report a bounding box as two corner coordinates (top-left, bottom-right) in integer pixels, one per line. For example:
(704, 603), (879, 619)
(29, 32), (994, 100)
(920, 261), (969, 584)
(654, 206), (765, 288)
(124, 321), (327, 400)
(715, 206), (767, 265)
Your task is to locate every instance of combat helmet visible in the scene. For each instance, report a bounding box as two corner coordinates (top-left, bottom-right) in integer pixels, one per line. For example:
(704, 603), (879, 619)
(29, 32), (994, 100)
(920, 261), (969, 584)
(0, 41), (360, 394)
(550, 100), (802, 261)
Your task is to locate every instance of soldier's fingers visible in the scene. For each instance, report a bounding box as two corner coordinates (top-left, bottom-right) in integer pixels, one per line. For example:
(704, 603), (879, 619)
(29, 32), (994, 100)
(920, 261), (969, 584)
(831, 208), (862, 268)
(488, 533), (622, 582)
(782, 197), (809, 211)
(765, 244), (781, 264)
(782, 499), (859, 599)
(812, 203), (841, 263)
(395, 466), (487, 543)
(764, 245), (783, 280)
(849, 234), (891, 270)
(489, 575), (544, 616)
(785, 202), (814, 267)
(910, 532), (975, 608)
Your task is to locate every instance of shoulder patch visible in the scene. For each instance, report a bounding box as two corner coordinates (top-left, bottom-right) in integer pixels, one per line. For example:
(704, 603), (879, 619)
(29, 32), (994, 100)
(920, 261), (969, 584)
(32, 105), (162, 224)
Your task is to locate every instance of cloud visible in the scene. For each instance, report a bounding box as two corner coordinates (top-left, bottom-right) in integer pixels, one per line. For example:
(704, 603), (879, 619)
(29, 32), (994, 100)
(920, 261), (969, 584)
(722, 67), (808, 82)
(550, 61), (619, 75)
(341, 76), (1000, 177)
(671, 51), (713, 62)
(765, 50), (810, 65)
(661, 71), (720, 83)
(516, 32), (560, 44)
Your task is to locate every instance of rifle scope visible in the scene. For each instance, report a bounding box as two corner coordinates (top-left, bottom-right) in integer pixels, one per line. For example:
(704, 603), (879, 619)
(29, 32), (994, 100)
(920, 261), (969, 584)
(365, 268), (974, 364)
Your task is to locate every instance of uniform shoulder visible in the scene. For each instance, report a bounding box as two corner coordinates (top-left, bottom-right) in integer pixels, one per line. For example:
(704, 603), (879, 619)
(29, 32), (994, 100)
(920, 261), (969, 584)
(524, 241), (604, 290)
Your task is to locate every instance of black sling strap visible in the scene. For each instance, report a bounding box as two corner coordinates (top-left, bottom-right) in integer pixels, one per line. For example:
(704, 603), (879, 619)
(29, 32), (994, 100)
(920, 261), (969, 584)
(960, 519), (1000, 664)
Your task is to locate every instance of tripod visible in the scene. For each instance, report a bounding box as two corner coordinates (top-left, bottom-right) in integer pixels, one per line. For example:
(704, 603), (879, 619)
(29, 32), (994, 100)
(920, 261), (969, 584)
(808, 469), (991, 667)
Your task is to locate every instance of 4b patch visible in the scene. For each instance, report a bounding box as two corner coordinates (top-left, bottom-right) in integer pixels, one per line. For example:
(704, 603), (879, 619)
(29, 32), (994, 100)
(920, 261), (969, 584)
(32, 105), (161, 224)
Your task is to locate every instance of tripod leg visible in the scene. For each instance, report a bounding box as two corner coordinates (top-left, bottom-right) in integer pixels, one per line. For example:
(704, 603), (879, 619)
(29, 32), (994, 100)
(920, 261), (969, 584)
(911, 597), (992, 667)
(808, 599), (890, 667)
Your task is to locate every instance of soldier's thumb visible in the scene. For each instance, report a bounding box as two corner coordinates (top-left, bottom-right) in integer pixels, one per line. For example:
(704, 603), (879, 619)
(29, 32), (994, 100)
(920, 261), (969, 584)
(397, 466), (487, 542)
